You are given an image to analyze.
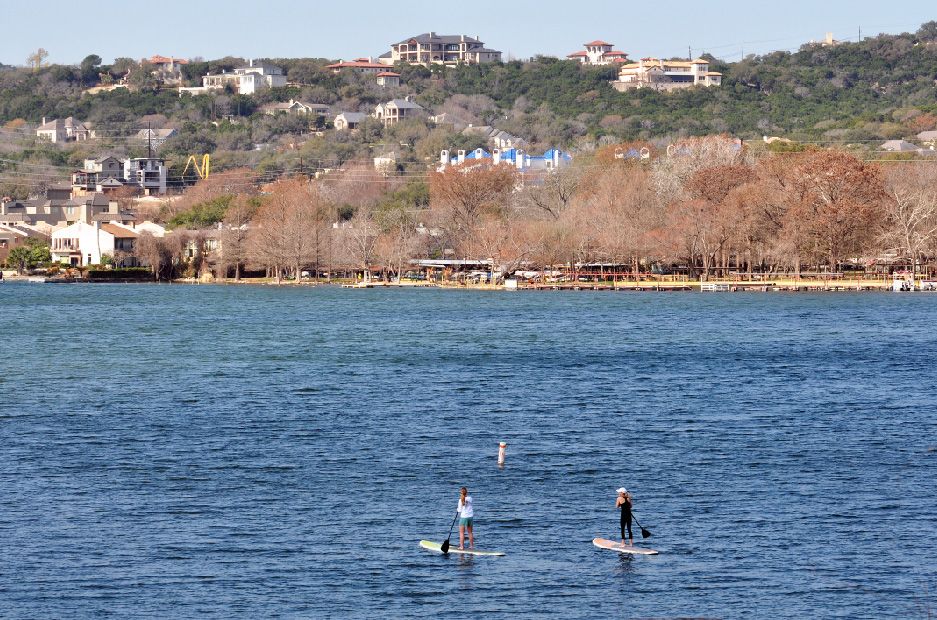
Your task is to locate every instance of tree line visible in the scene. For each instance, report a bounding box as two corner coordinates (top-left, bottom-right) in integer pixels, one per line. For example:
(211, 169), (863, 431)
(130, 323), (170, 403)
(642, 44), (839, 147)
(135, 137), (937, 282)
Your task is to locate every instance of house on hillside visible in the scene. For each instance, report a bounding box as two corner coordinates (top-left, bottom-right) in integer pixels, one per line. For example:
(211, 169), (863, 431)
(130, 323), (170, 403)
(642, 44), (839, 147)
(259, 99), (330, 117)
(373, 151), (398, 173)
(384, 32), (502, 66)
(72, 157), (124, 194)
(124, 157), (167, 195)
(376, 71), (401, 87)
(36, 117), (94, 143)
(136, 127), (177, 150)
(438, 147), (571, 171)
(374, 98), (425, 126)
(462, 125), (528, 150)
(1, 188), (135, 232)
(566, 40), (629, 65)
(179, 59), (287, 96)
(334, 112), (366, 131)
(147, 55), (188, 84)
(611, 58), (722, 91)
(880, 140), (924, 153)
(915, 130), (937, 148)
(326, 58), (387, 74)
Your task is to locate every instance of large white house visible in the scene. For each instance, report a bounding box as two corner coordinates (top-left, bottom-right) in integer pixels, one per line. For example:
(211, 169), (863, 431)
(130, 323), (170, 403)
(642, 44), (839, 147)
(382, 32), (502, 66)
(179, 60), (287, 96)
(611, 58), (722, 91)
(373, 98), (425, 126)
(51, 221), (139, 266)
(36, 117), (94, 143)
(566, 40), (629, 65)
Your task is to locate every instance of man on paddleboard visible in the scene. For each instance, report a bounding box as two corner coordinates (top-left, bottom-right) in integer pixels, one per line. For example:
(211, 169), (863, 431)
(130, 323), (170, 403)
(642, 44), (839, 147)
(457, 486), (474, 550)
(616, 488), (633, 546)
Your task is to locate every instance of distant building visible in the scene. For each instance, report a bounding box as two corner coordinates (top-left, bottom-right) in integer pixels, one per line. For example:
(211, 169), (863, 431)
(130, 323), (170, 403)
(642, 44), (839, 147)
(124, 157), (167, 195)
(611, 58), (722, 91)
(915, 131), (937, 148)
(334, 112), (367, 131)
(462, 125), (528, 150)
(259, 99), (330, 117)
(438, 147), (571, 172)
(0, 223), (48, 265)
(566, 40), (629, 65)
(384, 32), (502, 66)
(51, 221), (140, 267)
(374, 97), (425, 125)
(376, 71), (401, 87)
(146, 55), (188, 84)
(373, 151), (398, 173)
(72, 157), (124, 195)
(0, 188), (135, 233)
(136, 127), (177, 150)
(326, 58), (388, 74)
(36, 117), (94, 143)
(179, 59), (287, 96)
(880, 140), (923, 153)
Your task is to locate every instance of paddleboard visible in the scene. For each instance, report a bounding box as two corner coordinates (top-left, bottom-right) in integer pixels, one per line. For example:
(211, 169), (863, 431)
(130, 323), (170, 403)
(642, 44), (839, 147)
(592, 538), (659, 555)
(419, 540), (505, 556)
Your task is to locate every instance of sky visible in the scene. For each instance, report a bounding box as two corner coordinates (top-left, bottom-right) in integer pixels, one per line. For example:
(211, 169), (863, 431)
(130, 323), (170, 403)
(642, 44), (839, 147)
(0, 0), (934, 66)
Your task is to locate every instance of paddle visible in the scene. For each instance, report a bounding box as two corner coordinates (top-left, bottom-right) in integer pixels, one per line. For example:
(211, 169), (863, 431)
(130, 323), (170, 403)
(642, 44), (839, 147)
(440, 511), (459, 554)
(631, 513), (652, 539)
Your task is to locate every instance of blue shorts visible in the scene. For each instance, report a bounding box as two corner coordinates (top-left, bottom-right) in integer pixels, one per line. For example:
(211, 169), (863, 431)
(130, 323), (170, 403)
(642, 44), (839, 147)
(459, 517), (473, 527)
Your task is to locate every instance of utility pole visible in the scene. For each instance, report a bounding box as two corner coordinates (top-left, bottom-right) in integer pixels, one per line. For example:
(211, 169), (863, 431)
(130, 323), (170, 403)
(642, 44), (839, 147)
(147, 121), (152, 159)
(688, 45), (692, 60)
(858, 26), (862, 42)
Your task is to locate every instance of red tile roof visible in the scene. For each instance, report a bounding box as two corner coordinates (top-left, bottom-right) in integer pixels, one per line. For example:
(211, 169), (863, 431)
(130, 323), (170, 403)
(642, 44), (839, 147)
(584, 40), (613, 47)
(567, 51), (589, 57)
(376, 71), (401, 77)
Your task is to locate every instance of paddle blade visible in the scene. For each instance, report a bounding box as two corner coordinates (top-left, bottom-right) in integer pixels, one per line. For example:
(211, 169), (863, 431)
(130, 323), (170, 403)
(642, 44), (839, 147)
(640, 527), (652, 539)
(441, 539), (450, 554)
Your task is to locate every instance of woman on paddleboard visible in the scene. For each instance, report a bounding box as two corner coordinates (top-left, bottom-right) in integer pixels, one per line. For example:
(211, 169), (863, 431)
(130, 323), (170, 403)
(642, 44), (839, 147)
(616, 488), (633, 546)
(457, 486), (474, 550)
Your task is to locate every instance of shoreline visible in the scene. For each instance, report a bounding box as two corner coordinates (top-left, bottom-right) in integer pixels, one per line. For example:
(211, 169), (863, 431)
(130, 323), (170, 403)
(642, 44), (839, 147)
(4, 275), (930, 292)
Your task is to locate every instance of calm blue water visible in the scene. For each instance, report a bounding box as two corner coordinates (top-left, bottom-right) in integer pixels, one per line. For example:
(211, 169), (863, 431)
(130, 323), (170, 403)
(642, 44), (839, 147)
(1, 283), (935, 618)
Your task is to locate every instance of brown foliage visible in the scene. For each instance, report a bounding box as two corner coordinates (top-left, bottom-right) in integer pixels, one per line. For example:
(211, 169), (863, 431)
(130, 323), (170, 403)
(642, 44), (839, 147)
(247, 177), (327, 282)
(429, 162), (516, 247)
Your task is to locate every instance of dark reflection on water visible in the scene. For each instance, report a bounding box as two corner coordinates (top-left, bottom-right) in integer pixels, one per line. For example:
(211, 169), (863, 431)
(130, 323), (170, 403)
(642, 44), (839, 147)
(1, 284), (935, 619)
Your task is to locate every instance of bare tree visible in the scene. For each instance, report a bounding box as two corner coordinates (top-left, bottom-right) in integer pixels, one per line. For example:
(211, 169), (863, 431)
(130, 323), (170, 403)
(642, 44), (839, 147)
(429, 162), (516, 252)
(247, 177), (323, 283)
(521, 165), (583, 220)
(220, 195), (257, 280)
(883, 165), (937, 279)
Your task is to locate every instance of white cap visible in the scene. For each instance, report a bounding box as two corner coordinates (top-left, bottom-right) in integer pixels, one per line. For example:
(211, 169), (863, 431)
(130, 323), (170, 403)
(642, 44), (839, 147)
(616, 487), (628, 494)
(499, 441), (507, 447)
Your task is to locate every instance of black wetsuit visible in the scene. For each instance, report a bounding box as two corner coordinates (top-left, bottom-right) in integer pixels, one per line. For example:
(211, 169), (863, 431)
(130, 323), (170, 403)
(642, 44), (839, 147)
(620, 497), (633, 540)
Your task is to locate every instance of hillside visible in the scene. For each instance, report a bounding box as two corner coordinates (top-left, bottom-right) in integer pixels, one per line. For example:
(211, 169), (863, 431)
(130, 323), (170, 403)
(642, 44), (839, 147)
(1, 22), (936, 196)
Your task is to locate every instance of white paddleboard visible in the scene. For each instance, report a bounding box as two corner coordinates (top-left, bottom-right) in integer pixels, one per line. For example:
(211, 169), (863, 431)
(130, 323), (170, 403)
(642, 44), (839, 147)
(419, 540), (505, 556)
(593, 538), (659, 555)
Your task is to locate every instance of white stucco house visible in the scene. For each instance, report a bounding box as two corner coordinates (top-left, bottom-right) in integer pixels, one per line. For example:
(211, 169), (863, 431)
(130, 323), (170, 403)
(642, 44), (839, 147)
(51, 221), (140, 266)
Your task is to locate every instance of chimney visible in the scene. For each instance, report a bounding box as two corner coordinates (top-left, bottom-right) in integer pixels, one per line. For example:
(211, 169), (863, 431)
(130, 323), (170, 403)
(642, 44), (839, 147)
(250, 58), (254, 67)
(493, 149), (501, 165)
(515, 150), (525, 170)
(430, 31), (436, 38)
(440, 149), (450, 165)
(457, 150), (466, 164)
(42, 117), (46, 125)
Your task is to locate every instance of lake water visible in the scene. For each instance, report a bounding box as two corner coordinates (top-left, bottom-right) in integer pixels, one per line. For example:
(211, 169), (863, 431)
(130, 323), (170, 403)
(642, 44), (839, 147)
(1, 283), (935, 618)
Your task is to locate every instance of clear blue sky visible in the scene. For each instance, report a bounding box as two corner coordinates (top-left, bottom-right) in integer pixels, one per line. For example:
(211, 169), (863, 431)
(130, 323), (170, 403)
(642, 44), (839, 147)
(1, 0), (934, 66)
